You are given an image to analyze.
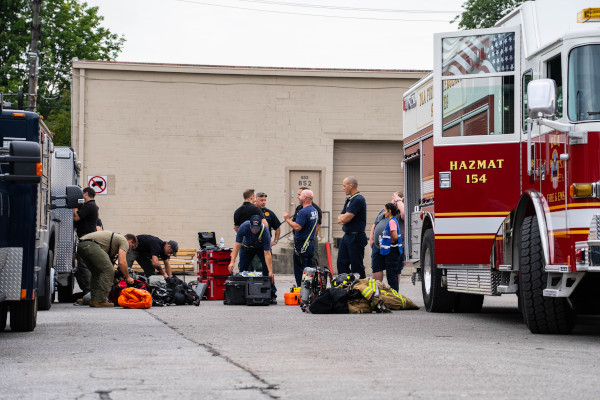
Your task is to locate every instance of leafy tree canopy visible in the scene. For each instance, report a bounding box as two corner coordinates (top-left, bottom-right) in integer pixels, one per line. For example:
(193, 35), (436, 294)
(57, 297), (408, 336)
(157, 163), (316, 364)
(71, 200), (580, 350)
(453, 0), (527, 30)
(0, 0), (124, 145)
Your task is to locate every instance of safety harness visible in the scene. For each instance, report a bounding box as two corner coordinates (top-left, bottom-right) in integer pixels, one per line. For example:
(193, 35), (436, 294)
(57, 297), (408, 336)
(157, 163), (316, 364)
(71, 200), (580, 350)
(300, 218), (318, 253)
(242, 225), (265, 249)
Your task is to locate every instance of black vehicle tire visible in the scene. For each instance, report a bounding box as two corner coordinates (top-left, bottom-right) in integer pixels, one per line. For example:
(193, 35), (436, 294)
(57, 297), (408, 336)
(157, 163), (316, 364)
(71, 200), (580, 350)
(10, 296), (37, 332)
(38, 250), (53, 311)
(420, 229), (454, 312)
(0, 304), (7, 332)
(454, 293), (484, 313)
(57, 274), (74, 303)
(519, 215), (576, 334)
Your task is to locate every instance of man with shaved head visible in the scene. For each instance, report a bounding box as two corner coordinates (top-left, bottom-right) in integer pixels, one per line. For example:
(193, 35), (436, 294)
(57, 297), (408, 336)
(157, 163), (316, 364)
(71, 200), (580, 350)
(337, 176), (367, 278)
(284, 189), (319, 286)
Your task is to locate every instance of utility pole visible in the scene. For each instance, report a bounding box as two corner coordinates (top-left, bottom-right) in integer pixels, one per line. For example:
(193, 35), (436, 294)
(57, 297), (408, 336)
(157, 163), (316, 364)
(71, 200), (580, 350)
(27, 0), (42, 112)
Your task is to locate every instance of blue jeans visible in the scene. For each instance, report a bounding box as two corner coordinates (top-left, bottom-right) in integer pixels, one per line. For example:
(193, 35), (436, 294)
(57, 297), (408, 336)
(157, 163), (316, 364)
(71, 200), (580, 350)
(337, 232), (367, 278)
(293, 239), (314, 286)
(238, 246), (277, 299)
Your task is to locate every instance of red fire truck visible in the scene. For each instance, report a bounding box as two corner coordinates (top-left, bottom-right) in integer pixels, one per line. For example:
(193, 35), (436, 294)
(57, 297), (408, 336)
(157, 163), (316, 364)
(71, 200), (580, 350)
(403, 0), (600, 333)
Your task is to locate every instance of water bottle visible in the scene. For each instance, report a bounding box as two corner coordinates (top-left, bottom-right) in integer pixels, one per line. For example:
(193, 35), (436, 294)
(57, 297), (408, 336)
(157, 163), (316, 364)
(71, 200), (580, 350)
(219, 237), (225, 248)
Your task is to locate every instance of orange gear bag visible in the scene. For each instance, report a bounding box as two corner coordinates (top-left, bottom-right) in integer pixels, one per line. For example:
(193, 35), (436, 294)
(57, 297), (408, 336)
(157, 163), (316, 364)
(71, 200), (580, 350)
(118, 287), (153, 309)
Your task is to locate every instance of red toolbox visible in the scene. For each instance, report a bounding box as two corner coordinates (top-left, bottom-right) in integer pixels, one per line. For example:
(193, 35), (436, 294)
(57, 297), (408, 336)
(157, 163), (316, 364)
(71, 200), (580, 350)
(207, 249), (231, 261)
(197, 249), (208, 260)
(197, 260), (209, 276)
(206, 276), (228, 300)
(208, 260), (230, 275)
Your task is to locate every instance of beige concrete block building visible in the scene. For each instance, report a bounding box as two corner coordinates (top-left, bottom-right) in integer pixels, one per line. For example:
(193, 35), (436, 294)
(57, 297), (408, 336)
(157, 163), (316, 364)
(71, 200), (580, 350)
(71, 60), (427, 272)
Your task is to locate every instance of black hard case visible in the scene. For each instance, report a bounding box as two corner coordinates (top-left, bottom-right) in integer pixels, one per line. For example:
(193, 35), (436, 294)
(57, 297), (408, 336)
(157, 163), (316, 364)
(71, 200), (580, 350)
(224, 275), (271, 306)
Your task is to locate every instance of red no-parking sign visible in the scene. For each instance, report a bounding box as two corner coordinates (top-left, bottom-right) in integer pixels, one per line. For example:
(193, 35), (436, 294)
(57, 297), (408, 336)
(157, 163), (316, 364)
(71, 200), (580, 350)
(87, 175), (108, 195)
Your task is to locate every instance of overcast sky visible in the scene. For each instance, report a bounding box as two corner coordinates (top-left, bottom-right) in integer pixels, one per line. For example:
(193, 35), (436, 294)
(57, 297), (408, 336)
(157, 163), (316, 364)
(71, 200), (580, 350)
(85, 0), (466, 70)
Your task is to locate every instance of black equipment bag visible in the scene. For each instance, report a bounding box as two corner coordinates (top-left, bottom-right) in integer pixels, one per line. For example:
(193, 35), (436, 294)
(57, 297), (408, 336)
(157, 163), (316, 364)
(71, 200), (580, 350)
(308, 288), (350, 314)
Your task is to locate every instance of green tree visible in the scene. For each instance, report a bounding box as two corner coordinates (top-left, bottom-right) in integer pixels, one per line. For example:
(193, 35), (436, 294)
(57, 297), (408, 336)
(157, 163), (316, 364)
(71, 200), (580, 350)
(453, 0), (527, 30)
(0, 0), (124, 145)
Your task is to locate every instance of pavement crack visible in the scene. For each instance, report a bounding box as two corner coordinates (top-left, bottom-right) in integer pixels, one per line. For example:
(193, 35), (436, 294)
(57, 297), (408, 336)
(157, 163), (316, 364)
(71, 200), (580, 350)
(146, 312), (279, 399)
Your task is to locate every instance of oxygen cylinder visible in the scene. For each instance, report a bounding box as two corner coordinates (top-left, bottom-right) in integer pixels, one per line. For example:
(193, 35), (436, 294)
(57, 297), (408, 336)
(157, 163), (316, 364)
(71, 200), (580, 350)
(300, 267), (316, 305)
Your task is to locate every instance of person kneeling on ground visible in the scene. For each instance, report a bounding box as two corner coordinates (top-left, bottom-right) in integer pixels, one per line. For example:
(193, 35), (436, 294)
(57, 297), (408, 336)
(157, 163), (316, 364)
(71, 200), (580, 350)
(77, 231), (137, 307)
(228, 215), (277, 304)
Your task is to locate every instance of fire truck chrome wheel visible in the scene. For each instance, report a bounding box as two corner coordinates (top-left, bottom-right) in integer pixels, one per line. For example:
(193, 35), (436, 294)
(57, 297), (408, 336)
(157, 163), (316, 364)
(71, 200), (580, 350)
(423, 250), (432, 296)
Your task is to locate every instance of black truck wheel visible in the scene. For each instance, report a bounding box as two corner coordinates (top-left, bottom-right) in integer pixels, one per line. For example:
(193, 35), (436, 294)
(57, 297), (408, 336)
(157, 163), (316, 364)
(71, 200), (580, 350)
(421, 229), (454, 312)
(10, 296), (37, 332)
(519, 216), (576, 334)
(0, 304), (7, 332)
(38, 250), (53, 311)
(454, 293), (484, 313)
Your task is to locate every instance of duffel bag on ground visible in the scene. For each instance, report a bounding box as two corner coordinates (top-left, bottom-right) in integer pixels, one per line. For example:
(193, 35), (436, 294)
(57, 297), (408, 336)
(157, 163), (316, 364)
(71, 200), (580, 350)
(109, 278), (149, 304)
(308, 288), (350, 314)
(118, 287), (153, 309)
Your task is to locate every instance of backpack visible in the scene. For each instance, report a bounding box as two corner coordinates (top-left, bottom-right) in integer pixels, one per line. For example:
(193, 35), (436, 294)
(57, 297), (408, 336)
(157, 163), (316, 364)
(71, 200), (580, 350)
(149, 276), (200, 306)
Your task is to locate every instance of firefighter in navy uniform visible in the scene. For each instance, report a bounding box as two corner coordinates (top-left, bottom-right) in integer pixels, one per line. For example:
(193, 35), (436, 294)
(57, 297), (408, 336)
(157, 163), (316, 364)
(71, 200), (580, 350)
(228, 215), (277, 304)
(284, 189), (319, 286)
(292, 186), (322, 266)
(337, 176), (367, 278)
(255, 192), (281, 246)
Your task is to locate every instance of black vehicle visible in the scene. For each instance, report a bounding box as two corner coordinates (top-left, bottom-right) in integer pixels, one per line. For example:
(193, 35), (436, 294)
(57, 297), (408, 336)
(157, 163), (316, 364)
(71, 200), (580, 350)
(0, 108), (83, 332)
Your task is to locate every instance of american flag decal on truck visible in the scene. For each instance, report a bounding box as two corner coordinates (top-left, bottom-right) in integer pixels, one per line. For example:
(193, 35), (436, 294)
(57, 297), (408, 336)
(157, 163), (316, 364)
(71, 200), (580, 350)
(442, 32), (515, 76)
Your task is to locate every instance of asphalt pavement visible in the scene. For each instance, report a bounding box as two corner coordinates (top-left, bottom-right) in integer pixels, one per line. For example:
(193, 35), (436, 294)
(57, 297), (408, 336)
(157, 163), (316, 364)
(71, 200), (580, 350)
(1, 274), (600, 399)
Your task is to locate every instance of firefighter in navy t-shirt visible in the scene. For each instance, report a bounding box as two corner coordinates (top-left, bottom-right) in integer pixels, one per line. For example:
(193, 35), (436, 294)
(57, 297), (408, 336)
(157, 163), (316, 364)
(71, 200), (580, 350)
(337, 176), (367, 278)
(228, 215), (277, 303)
(284, 189), (319, 286)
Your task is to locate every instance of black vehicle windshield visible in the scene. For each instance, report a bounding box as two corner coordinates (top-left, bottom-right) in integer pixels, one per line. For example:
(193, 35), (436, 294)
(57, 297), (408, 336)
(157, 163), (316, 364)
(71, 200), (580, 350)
(568, 44), (600, 121)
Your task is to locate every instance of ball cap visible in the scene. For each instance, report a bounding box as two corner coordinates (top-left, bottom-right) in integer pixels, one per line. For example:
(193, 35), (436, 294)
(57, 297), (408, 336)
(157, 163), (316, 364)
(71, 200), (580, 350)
(167, 240), (179, 256)
(249, 215), (261, 230)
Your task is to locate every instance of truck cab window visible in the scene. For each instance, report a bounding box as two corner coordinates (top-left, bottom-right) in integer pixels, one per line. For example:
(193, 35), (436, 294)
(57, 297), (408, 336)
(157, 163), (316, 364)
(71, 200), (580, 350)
(568, 44), (600, 121)
(546, 55), (562, 118)
(442, 76), (515, 137)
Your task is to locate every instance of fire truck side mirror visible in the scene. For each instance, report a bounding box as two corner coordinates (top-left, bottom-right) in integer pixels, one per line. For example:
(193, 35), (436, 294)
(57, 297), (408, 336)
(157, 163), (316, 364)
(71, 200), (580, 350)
(65, 185), (84, 209)
(0, 141), (41, 184)
(527, 79), (557, 119)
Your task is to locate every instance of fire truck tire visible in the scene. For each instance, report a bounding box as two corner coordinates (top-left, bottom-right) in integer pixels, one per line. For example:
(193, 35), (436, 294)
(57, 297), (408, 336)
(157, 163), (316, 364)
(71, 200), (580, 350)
(38, 250), (53, 311)
(0, 304), (7, 332)
(454, 293), (484, 313)
(420, 229), (455, 312)
(9, 296), (38, 332)
(519, 216), (576, 334)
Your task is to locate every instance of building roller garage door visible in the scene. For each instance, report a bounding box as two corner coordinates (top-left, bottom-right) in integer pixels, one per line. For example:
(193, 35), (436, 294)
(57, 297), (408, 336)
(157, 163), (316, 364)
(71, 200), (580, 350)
(332, 140), (404, 249)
